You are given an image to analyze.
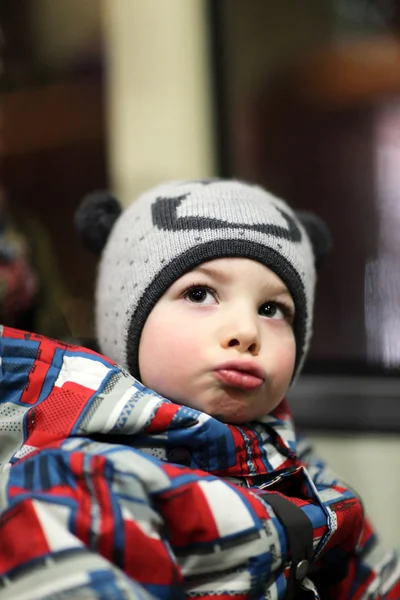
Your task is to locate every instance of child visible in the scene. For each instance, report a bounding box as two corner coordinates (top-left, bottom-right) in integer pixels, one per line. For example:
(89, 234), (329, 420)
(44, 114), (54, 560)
(0, 180), (398, 599)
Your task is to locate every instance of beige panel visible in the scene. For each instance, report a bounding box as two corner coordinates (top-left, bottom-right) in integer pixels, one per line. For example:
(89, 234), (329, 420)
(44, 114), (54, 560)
(308, 433), (400, 548)
(101, 0), (216, 204)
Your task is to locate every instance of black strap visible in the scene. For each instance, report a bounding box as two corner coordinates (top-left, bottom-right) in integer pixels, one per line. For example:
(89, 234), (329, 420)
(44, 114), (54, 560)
(263, 493), (314, 600)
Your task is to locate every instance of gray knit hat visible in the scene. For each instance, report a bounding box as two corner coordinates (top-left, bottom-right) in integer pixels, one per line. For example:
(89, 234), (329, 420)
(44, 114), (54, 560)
(76, 179), (331, 381)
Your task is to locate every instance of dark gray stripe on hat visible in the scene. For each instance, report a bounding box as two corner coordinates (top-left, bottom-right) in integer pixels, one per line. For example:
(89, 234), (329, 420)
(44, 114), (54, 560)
(126, 240), (307, 382)
(152, 194), (302, 242)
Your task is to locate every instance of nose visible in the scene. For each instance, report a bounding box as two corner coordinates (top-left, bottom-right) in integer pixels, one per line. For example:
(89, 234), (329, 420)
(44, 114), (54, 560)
(220, 310), (261, 355)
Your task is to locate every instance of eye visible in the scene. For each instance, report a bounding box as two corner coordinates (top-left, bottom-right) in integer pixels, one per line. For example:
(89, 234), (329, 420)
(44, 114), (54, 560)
(184, 285), (217, 305)
(259, 301), (291, 321)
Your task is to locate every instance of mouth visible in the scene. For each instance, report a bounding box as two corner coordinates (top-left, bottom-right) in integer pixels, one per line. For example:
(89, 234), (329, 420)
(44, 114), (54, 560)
(213, 361), (266, 391)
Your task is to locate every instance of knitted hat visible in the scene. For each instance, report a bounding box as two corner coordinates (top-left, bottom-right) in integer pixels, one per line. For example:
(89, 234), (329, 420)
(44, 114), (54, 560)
(76, 179), (331, 381)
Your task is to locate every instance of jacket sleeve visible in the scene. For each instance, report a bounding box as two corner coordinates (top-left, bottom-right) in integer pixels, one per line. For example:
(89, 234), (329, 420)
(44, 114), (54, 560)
(0, 448), (182, 599)
(0, 439), (306, 599)
(0, 435), (372, 600)
(296, 433), (400, 599)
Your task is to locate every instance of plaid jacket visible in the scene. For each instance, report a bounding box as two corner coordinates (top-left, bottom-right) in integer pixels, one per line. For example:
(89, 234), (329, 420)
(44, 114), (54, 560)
(0, 325), (398, 599)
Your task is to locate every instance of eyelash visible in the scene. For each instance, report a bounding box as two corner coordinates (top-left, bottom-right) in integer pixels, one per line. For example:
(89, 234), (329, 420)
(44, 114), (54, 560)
(182, 283), (295, 321)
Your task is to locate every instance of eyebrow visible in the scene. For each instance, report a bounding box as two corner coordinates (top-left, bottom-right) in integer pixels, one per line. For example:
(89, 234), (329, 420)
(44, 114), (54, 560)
(193, 265), (231, 283)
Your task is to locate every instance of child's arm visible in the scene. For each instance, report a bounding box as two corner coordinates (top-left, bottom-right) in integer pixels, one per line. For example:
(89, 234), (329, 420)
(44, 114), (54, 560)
(0, 436), (371, 600)
(0, 439), (303, 599)
(297, 433), (400, 599)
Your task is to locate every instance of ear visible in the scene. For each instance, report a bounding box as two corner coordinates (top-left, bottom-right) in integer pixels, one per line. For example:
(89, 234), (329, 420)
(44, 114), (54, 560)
(296, 210), (332, 270)
(75, 191), (122, 254)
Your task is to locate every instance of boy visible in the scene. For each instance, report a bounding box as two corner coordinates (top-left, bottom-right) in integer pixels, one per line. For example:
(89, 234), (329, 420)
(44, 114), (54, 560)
(0, 180), (398, 599)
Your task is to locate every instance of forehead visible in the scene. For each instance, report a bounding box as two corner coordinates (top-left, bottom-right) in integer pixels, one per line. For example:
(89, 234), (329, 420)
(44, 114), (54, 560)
(186, 257), (291, 292)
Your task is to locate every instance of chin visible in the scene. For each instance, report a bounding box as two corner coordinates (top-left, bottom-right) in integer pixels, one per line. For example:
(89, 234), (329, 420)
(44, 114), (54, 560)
(214, 412), (249, 425)
(206, 397), (257, 425)
(178, 389), (270, 424)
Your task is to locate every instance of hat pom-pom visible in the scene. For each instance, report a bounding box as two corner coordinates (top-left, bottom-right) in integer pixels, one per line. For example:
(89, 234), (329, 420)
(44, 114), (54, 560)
(296, 210), (332, 269)
(75, 191), (122, 254)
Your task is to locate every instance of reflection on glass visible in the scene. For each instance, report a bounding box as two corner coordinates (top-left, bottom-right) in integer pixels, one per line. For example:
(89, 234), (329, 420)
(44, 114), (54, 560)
(365, 103), (400, 368)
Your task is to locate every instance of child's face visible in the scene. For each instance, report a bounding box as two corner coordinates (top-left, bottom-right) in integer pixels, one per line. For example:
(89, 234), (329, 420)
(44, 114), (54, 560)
(138, 257), (296, 424)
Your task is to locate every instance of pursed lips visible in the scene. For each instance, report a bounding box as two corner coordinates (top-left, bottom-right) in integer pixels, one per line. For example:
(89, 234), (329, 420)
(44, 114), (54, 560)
(213, 360), (266, 391)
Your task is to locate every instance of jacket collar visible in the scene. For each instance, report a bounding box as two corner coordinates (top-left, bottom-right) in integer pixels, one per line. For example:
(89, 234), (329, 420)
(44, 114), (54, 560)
(131, 394), (300, 477)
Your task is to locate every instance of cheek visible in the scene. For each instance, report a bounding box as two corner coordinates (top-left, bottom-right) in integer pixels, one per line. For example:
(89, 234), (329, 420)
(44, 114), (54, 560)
(280, 347), (296, 387)
(267, 330), (296, 389)
(138, 311), (201, 394)
(279, 345), (296, 384)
